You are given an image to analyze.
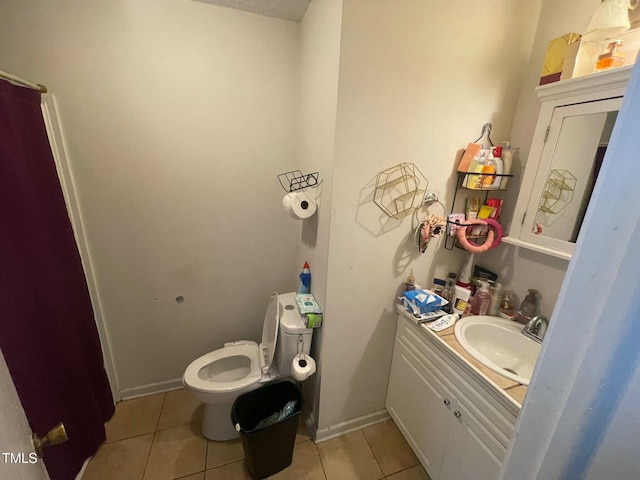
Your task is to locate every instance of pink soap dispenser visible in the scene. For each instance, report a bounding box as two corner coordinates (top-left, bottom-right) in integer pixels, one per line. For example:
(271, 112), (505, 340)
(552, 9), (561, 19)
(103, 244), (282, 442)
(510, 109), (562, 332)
(470, 280), (491, 315)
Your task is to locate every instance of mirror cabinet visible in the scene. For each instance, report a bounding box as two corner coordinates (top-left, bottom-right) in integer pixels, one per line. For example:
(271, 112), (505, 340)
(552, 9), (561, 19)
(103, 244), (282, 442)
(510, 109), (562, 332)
(504, 66), (633, 259)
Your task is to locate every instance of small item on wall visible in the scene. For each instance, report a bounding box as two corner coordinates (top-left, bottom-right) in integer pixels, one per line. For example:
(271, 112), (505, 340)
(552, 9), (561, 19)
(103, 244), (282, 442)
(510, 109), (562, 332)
(539, 32), (582, 85)
(278, 170), (320, 220)
(283, 191), (317, 219)
(413, 191), (446, 253)
(374, 162), (428, 220)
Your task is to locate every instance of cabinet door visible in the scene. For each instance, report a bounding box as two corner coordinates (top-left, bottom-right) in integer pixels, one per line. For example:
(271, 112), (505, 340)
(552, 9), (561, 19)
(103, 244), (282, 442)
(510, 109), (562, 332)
(519, 96), (622, 255)
(438, 401), (503, 480)
(386, 339), (453, 479)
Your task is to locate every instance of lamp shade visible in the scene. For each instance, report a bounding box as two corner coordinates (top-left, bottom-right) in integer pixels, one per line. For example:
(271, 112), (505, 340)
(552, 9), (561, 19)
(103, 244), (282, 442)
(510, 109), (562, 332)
(583, 0), (631, 41)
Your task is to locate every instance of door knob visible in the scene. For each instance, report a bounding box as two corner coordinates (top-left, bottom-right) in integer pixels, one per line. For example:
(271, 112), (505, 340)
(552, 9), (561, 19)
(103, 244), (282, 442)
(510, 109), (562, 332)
(443, 399), (451, 406)
(32, 422), (68, 458)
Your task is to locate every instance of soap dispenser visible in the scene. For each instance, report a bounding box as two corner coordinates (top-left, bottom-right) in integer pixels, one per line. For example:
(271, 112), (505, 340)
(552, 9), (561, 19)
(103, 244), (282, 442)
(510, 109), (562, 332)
(470, 280), (491, 315)
(515, 289), (538, 324)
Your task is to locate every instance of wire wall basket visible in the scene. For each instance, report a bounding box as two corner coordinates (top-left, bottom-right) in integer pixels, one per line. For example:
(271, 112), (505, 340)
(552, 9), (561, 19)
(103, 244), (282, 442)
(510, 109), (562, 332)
(278, 170), (320, 192)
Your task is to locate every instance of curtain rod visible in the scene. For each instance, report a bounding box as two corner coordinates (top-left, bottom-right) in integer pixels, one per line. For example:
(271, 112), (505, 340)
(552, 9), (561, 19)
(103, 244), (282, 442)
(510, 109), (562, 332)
(0, 69), (47, 93)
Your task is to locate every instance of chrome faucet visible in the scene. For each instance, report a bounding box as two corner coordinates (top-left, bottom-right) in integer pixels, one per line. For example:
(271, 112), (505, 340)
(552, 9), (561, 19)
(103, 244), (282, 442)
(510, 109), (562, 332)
(522, 315), (548, 344)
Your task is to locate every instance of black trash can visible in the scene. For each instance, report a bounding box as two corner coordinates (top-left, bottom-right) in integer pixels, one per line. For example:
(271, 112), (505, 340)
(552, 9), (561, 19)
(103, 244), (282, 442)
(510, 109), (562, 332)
(231, 380), (302, 479)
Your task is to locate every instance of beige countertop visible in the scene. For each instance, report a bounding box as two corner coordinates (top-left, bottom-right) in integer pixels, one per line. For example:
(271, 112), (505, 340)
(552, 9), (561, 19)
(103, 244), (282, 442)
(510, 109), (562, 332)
(429, 324), (528, 406)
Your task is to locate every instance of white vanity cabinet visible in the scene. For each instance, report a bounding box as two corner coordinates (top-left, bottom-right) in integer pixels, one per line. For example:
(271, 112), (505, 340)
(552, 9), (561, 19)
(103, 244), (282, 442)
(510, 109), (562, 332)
(386, 312), (519, 480)
(503, 66), (632, 260)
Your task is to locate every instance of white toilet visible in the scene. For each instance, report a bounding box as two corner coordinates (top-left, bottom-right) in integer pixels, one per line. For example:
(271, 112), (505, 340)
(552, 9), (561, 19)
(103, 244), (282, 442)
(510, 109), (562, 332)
(182, 291), (313, 441)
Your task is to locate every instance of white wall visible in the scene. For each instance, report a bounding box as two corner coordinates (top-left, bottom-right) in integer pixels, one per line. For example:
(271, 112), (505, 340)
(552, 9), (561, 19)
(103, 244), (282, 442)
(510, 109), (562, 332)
(0, 350), (50, 480)
(296, 0), (343, 428)
(0, 0), (302, 395)
(317, 0), (542, 431)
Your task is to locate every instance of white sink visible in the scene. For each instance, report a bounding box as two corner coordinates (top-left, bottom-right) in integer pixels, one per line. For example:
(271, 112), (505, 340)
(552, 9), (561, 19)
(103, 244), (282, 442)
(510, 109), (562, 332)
(453, 315), (541, 385)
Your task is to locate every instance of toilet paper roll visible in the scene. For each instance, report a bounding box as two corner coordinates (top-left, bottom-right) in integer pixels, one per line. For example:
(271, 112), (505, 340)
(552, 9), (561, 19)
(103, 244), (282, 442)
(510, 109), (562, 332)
(292, 353), (316, 381)
(283, 192), (317, 220)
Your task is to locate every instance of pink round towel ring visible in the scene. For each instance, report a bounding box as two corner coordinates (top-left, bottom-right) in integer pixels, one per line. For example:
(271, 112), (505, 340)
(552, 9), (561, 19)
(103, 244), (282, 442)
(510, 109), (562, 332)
(456, 218), (503, 253)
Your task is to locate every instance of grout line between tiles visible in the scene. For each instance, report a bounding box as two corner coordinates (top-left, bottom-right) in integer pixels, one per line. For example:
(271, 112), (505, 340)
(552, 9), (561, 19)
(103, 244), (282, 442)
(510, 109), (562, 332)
(309, 441), (328, 480)
(140, 392), (167, 480)
(360, 427), (385, 480)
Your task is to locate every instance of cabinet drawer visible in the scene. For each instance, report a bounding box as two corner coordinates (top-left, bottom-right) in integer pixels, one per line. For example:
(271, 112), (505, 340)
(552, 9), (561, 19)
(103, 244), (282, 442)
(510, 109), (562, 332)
(396, 317), (518, 450)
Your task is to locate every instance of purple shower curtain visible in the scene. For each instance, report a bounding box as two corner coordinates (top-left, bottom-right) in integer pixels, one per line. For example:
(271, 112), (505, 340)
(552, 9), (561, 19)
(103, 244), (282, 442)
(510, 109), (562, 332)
(0, 81), (114, 479)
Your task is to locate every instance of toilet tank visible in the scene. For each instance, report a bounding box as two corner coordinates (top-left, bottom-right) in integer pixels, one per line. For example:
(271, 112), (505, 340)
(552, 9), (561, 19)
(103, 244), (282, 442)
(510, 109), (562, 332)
(276, 292), (313, 377)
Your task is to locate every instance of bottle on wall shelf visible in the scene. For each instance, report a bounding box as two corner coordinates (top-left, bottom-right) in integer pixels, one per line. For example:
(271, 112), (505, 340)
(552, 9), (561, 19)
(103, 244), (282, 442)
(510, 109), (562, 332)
(481, 149), (497, 188)
(470, 280), (491, 315)
(500, 142), (513, 189)
(298, 262), (311, 294)
(490, 146), (504, 189)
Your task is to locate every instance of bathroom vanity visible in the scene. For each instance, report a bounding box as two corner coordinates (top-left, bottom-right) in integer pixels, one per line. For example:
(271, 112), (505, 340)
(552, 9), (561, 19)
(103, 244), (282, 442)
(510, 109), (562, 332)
(386, 308), (523, 480)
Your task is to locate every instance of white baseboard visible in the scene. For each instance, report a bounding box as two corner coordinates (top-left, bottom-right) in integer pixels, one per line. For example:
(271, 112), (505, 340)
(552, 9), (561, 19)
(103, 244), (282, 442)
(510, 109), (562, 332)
(314, 409), (390, 444)
(119, 378), (183, 400)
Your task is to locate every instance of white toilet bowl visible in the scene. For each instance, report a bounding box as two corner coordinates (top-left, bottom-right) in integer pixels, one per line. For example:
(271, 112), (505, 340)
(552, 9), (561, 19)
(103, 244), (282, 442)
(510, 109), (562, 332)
(183, 341), (270, 440)
(183, 292), (313, 441)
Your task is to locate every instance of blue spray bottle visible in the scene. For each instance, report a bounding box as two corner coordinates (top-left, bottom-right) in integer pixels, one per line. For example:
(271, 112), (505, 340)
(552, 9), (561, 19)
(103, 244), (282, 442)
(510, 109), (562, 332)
(298, 262), (311, 294)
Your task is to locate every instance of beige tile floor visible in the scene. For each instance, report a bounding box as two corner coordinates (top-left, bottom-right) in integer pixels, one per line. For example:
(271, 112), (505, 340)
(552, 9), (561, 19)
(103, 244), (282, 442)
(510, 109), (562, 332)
(84, 388), (431, 480)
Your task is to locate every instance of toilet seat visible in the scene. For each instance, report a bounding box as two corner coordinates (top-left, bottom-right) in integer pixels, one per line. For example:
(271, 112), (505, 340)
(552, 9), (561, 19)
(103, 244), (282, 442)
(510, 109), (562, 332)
(184, 342), (262, 394)
(183, 292), (281, 395)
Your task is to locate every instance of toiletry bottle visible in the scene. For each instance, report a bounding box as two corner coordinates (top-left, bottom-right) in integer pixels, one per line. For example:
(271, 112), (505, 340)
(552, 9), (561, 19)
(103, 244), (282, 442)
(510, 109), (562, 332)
(596, 41), (625, 71)
(443, 272), (457, 312)
(500, 290), (515, 317)
(470, 280), (491, 315)
(452, 285), (471, 316)
(298, 262), (311, 294)
(488, 282), (503, 316)
(481, 150), (496, 188)
(515, 289), (538, 324)
(432, 278), (446, 297)
(500, 142), (512, 189)
(456, 252), (474, 290)
(490, 146), (504, 189)
(465, 150), (487, 189)
(404, 273), (416, 292)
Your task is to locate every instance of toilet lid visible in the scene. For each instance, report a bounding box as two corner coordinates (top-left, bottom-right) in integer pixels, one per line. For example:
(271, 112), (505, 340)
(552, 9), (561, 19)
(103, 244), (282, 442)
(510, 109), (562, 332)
(261, 292), (280, 369)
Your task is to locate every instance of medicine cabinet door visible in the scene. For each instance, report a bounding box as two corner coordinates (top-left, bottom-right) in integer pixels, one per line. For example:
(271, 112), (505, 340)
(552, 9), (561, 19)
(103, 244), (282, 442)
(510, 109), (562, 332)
(518, 96), (622, 256)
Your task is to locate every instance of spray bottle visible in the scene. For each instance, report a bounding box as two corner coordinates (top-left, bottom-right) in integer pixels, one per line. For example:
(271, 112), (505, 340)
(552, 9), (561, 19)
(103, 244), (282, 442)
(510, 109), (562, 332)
(298, 262), (311, 294)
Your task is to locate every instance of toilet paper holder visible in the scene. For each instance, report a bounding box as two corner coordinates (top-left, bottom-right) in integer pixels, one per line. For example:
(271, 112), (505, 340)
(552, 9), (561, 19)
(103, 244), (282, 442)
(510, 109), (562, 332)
(278, 170), (320, 193)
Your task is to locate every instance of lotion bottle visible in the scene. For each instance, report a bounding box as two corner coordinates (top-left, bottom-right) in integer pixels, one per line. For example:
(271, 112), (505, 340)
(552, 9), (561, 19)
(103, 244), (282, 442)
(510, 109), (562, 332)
(470, 280), (491, 315)
(500, 142), (513, 189)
